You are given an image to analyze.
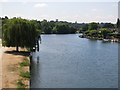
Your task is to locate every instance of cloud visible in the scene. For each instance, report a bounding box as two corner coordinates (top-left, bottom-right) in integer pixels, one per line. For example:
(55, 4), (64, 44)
(34, 3), (47, 8)
(0, 0), (8, 2)
(112, 4), (118, 7)
(14, 13), (25, 18)
(91, 8), (97, 12)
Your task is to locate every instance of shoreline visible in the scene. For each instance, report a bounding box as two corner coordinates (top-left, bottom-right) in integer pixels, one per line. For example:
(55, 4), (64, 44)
(79, 35), (120, 43)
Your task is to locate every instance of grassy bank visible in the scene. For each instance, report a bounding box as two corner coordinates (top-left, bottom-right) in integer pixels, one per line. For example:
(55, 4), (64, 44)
(17, 57), (30, 88)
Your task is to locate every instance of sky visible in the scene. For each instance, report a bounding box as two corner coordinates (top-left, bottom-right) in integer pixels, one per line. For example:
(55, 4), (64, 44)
(0, 0), (119, 23)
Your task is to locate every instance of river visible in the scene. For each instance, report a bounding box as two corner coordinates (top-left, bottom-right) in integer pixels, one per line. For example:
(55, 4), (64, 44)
(30, 34), (118, 88)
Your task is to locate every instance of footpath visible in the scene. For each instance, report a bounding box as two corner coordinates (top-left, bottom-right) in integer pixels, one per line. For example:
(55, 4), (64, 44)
(0, 40), (29, 88)
(0, 39), (2, 89)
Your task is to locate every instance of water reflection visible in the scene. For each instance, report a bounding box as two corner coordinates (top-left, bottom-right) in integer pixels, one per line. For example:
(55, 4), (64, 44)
(37, 56), (40, 64)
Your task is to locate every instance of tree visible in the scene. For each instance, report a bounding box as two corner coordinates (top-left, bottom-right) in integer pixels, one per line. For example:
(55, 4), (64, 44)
(84, 30), (98, 37)
(100, 29), (111, 39)
(5, 16), (8, 19)
(2, 18), (39, 51)
(117, 18), (120, 34)
(103, 23), (114, 28)
(41, 20), (52, 34)
(82, 24), (89, 31)
(89, 22), (98, 30)
(69, 26), (77, 33)
(56, 24), (70, 34)
(117, 18), (120, 28)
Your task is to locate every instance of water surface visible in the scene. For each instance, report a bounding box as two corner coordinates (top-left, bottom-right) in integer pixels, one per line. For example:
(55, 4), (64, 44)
(31, 34), (118, 88)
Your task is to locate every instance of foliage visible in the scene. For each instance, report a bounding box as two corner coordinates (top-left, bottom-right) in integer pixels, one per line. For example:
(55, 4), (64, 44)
(2, 18), (40, 51)
(100, 29), (112, 38)
(37, 20), (78, 34)
(89, 22), (98, 30)
(109, 33), (120, 38)
(81, 24), (89, 31)
(84, 28), (115, 39)
(41, 20), (52, 34)
(103, 23), (115, 28)
(117, 18), (120, 29)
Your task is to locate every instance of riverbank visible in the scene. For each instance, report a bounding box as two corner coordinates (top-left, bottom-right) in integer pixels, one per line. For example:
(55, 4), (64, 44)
(79, 35), (120, 43)
(2, 47), (30, 88)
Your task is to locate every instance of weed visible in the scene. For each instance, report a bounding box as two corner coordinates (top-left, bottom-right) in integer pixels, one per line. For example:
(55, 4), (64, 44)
(19, 71), (30, 79)
(19, 61), (30, 67)
(16, 79), (28, 88)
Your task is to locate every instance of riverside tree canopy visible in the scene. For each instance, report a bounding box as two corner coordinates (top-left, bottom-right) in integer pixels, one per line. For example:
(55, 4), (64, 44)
(2, 18), (40, 51)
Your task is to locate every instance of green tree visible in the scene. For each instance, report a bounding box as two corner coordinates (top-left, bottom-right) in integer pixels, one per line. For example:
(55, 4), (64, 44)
(117, 18), (120, 28)
(89, 22), (98, 30)
(117, 18), (120, 33)
(41, 20), (52, 34)
(56, 24), (70, 34)
(85, 30), (98, 37)
(2, 18), (39, 51)
(100, 29), (111, 39)
(82, 24), (89, 31)
(103, 23), (114, 28)
(69, 26), (77, 33)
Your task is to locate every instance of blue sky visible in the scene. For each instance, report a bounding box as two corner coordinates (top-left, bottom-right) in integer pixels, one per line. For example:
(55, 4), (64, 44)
(0, 0), (119, 23)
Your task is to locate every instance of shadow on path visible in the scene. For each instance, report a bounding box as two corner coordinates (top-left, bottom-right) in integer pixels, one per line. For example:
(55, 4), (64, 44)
(4, 51), (30, 56)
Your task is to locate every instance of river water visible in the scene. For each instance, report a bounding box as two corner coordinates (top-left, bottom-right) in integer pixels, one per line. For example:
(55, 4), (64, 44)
(31, 34), (118, 88)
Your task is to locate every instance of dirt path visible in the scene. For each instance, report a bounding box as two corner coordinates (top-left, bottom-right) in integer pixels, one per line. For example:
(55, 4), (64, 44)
(0, 39), (3, 90)
(2, 47), (30, 88)
(0, 39), (7, 89)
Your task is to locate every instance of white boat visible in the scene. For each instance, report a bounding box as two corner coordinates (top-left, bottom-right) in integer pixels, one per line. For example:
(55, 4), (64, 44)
(103, 39), (110, 42)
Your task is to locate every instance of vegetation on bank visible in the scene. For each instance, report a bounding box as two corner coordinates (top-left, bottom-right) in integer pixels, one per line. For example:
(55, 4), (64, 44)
(79, 19), (120, 41)
(17, 57), (30, 88)
(19, 58), (30, 67)
(16, 79), (28, 88)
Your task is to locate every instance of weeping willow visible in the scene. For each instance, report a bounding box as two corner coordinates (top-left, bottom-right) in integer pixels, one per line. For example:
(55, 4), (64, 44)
(2, 18), (40, 51)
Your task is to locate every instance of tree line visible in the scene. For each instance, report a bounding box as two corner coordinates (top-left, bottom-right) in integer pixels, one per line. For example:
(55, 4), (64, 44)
(79, 19), (120, 40)
(1, 16), (119, 51)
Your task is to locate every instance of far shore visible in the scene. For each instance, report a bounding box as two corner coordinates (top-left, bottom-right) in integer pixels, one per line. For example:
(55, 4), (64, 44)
(79, 35), (120, 43)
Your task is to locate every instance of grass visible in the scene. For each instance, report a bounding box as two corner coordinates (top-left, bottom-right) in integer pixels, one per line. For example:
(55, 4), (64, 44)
(17, 57), (30, 88)
(19, 58), (30, 67)
(16, 79), (28, 88)
(19, 61), (30, 67)
(19, 71), (30, 79)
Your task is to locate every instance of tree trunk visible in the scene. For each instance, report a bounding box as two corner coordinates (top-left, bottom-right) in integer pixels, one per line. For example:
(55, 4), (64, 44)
(16, 46), (19, 52)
